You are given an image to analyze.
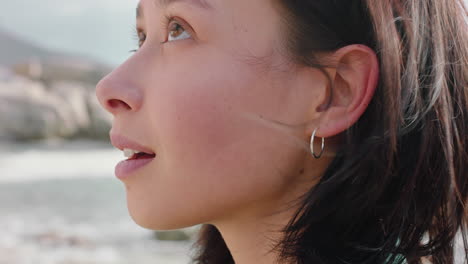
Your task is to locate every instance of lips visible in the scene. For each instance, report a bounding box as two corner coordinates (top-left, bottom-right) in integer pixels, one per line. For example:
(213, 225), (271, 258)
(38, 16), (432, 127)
(110, 133), (156, 179)
(110, 133), (155, 157)
(127, 151), (156, 160)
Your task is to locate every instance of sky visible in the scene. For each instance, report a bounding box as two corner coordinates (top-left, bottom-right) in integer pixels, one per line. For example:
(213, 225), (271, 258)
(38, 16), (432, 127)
(0, 0), (139, 66)
(1, 0), (467, 66)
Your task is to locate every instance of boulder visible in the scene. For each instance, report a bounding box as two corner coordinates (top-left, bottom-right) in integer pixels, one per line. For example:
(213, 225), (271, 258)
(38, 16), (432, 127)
(49, 81), (93, 132)
(0, 29), (113, 141)
(153, 226), (200, 241)
(84, 91), (112, 140)
(0, 78), (74, 140)
(0, 72), (111, 141)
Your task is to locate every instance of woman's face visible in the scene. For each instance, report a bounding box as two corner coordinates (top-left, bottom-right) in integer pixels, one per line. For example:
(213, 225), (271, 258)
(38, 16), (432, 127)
(96, 0), (326, 230)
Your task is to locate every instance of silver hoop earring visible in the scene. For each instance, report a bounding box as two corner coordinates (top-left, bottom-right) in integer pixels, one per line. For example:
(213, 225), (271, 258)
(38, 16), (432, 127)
(310, 128), (325, 159)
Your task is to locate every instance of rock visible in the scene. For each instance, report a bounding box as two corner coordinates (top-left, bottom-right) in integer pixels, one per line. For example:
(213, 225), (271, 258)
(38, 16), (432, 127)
(84, 91), (112, 140)
(0, 77), (69, 140)
(153, 230), (192, 241)
(49, 81), (93, 132)
(0, 30), (113, 142)
(0, 73), (111, 141)
(153, 226), (200, 241)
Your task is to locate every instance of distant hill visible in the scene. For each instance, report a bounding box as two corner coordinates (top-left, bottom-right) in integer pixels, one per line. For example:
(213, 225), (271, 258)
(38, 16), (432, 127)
(0, 28), (113, 141)
(0, 27), (112, 84)
(0, 28), (56, 66)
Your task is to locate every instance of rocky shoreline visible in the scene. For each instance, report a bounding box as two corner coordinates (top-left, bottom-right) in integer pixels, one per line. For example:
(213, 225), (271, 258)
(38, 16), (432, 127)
(0, 61), (111, 141)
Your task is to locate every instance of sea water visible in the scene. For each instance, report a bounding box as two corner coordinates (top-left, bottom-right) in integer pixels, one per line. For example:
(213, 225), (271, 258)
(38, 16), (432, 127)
(0, 140), (191, 264)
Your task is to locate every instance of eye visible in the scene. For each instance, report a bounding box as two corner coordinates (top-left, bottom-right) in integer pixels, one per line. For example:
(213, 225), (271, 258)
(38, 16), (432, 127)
(129, 29), (147, 53)
(129, 17), (192, 53)
(137, 30), (147, 47)
(166, 18), (192, 42)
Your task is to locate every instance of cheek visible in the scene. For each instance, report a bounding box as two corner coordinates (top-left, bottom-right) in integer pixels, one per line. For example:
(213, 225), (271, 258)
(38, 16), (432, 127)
(126, 49), (303, 229)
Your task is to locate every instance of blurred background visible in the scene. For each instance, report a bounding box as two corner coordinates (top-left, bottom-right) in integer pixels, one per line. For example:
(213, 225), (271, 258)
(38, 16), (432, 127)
(0, 0), (195, 263)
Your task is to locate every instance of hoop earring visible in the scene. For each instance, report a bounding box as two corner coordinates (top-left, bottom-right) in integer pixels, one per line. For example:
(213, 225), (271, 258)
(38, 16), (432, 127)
(310, 128), (325, 159)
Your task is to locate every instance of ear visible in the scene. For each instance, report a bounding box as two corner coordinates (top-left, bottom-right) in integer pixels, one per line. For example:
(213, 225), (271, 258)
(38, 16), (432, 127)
(311, 44), (379, 138)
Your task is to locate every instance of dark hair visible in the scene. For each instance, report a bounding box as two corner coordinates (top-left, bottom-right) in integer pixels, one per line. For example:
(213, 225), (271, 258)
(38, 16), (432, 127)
(192, 0), (468, 263)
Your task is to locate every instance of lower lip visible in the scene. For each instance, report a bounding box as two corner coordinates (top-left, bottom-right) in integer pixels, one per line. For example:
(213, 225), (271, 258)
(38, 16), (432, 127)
(115, 157), (155, 179)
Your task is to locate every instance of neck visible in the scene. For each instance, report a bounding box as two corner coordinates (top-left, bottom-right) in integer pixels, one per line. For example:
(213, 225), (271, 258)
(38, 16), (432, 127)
(212, 153), (334, 264)
(215, 207), (291, 264)
(212, 176), (317, 264)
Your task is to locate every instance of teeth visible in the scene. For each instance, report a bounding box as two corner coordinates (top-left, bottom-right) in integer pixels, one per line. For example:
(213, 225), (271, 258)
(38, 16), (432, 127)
(123, 148), (141, 158)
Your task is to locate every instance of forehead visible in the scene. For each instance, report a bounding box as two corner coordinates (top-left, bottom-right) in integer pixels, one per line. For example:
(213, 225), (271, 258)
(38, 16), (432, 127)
(137, 0), (213, 17)
(135, 0), (285, 59)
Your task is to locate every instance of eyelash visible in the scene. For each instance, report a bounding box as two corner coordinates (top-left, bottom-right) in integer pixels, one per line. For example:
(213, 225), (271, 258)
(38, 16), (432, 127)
(129, 15), (189, 53)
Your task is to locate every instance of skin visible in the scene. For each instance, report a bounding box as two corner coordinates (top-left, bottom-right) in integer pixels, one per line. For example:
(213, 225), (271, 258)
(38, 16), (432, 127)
(96, 0), (379, 263)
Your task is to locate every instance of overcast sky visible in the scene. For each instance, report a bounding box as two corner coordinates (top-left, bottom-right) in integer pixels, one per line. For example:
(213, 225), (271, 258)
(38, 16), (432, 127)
(1, 0), (467, 66)
(0, 0), (139, 66)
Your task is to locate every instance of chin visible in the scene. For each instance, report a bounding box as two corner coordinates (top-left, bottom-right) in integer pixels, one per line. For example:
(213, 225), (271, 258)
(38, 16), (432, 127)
(127, 207), (198, 231)
(129, 213), (175, 230)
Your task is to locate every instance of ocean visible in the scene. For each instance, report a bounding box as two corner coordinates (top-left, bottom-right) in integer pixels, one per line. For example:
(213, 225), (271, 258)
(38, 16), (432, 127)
(0, 140), (191, 264)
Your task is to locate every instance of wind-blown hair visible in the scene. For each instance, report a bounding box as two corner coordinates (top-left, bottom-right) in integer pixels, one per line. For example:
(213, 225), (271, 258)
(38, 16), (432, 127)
(192, 0), (468, 263)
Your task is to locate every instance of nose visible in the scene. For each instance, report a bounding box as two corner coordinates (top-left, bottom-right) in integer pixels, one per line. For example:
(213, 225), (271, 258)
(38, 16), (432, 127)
(96, 69), (143, 116)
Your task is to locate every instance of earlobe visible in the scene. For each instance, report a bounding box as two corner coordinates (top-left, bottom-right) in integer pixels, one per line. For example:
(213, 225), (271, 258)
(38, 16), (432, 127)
(313, 44), (379, 138)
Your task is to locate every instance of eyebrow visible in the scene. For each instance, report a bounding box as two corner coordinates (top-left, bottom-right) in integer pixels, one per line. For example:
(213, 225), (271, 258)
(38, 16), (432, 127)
(137, 0), (212, 18)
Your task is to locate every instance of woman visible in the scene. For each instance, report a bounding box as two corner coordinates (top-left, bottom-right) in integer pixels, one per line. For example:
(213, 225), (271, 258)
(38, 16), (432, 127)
(96, 0), (468, 263)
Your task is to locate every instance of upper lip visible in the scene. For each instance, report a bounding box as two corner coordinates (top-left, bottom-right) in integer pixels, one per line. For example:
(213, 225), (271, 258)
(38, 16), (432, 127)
(110, 133), (155, 155)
